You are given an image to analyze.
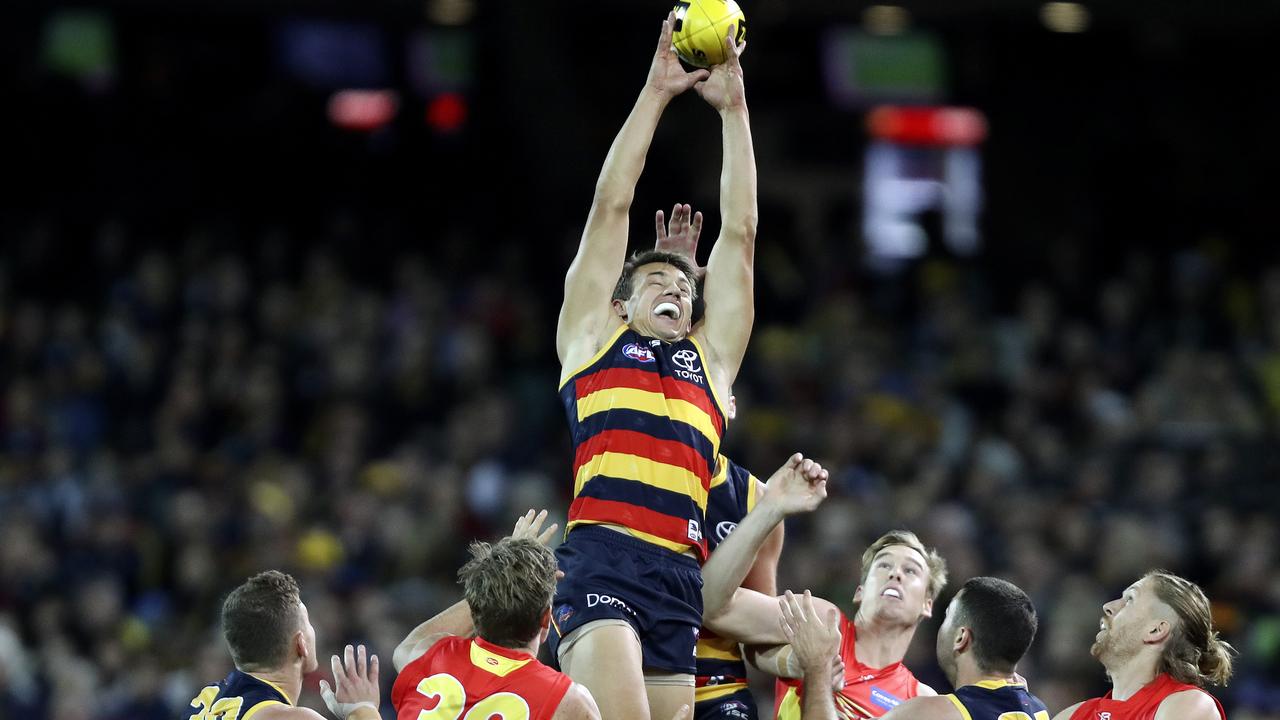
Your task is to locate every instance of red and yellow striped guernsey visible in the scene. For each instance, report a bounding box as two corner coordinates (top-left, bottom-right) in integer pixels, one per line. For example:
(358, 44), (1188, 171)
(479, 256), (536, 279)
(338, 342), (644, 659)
(559, 325), (727, 559)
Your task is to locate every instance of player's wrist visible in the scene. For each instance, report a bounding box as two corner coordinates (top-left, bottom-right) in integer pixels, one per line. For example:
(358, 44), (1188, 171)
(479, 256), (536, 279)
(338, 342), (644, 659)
(718, 101), (748, 118)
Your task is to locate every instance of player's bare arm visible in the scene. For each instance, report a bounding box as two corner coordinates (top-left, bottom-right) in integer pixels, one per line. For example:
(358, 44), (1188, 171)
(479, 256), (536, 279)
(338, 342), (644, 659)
(558, 13), (709, 371)
(550, 682), (603, 720)
(1155, 690), (1223, 720)
(878, 695), (962, 720)
(691, 29), (757, 394)
(393, 510), (559, 671)
(779, 591), (841, 720)
(702, 453), (828, 623)
(742, 479), (784, 594)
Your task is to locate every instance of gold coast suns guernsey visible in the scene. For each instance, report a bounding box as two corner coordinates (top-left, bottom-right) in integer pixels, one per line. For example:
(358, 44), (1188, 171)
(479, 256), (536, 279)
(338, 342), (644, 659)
(695, 455), (759, 705)
(775, 619), (922, 719)
(392, 636), (573, 720)
(560, 325), (727, 559)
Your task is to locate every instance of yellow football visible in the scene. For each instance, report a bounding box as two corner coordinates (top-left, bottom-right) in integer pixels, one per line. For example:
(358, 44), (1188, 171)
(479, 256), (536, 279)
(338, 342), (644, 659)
(671, 0), (746, 68)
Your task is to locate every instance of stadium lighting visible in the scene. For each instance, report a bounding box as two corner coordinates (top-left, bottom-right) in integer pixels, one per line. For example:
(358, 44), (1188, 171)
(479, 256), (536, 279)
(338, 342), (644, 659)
(1041, 2), (1090, 33)
(863, 5), (911, 36)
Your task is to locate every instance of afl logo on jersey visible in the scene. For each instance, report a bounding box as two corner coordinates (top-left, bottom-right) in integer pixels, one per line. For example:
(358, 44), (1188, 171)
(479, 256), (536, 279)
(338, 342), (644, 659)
(622, 343), (655, 363)
(716, 521), (737, 541)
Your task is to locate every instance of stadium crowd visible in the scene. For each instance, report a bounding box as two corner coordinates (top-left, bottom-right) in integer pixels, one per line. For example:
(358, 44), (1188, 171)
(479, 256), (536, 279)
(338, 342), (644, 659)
(0, 216), (1277, 720)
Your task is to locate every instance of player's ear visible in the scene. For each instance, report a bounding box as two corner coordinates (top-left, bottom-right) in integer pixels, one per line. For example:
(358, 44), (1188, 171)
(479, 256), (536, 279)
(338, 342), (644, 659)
(921, 596), (934, 619)
(852, 585), (864, 604)
(1144, 619), (1172, 646)
(954, 626), (971, 654)
(539, 607), (552, 642)
(612, 298), (629, 320)
(294, 629), (308, 663)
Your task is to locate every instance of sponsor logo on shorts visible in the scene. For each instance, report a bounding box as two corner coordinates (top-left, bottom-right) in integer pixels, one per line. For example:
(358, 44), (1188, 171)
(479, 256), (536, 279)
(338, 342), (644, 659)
(718, 700), (750, 719)
(622, 343), (656, 363)
(586, 593), (637, 616)
(870, 687), (903, 710)
(715, 521), (737, 541)
(688, 519), (703, 542)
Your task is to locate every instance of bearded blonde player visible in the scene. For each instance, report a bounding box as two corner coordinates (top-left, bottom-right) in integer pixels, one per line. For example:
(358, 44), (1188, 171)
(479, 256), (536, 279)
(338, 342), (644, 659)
(1051, 571), (1232, 720)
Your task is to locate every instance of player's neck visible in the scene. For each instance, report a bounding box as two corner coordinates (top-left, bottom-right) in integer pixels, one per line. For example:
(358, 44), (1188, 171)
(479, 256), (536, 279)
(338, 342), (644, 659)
(954, 659), (1018, 689)
(244, 665), (303, 707)
(852, 615), (916, 669)
(1107, 655), (1160, 701)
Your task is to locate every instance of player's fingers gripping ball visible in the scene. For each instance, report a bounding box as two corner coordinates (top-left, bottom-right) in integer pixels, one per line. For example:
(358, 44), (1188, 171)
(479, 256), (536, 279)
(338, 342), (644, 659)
(671, 0), (746, 67)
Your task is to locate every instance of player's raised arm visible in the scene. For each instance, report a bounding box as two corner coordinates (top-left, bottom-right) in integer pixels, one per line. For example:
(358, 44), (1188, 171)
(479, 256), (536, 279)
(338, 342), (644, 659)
(702, 454), (827, 623)
(558, 13), (709, 368)
(693, 29), (756, 391)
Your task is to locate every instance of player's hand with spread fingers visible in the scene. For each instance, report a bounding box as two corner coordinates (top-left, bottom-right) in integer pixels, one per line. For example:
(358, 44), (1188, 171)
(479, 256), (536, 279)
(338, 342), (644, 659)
(647, 12), (711, 102)
(320, 644), (380, 720)
(779, 591), (842, 674)
(510, 509), (560, 546)
(654, 203), (707, 281)
(760, 453), (829, 516)
(694, 28), (746, 112)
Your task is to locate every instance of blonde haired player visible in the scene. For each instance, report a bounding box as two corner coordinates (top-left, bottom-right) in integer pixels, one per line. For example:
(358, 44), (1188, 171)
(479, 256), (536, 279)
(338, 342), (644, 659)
(1051, 570), (1232, 720)
(551, 8), (766, 720)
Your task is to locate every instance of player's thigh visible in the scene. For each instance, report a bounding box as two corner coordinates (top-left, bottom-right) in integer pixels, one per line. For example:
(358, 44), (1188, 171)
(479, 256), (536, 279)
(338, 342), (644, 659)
(644, 675), (696, 720)
(561, 622), (650, 720)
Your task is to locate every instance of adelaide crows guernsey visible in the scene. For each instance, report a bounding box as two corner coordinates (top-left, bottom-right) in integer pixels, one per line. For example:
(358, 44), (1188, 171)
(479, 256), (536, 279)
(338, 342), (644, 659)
(775, 619), (922, 719)
(392, 636), (573, 720)
(1069, 673), (1225, 720)
(695, 455), (759, 705)
(946, 679), (1048, 720)
(184, 669), (291, 720)
(560, 325), (727, 559)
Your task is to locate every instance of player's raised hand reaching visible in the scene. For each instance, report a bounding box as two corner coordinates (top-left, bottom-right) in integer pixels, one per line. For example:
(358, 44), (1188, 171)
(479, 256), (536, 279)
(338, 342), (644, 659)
(694, 27), (746, 111)
(761, 453), (829, 516)
(648, 12), (711, 101)
(320, 644), (380, 720)
(510, 509), (559, 546)
(779, 591), (842, 673)
(655, 203), (707, 281)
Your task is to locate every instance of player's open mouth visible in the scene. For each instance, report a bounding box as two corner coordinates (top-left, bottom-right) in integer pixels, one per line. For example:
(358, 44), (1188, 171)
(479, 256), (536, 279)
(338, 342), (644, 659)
(881, 588), (902, 600)
(654, 302), (681, 320)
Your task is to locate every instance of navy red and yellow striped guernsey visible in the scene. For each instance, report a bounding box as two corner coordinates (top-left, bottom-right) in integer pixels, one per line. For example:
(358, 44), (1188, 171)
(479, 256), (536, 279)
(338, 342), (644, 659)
(559, 325), (727, 559)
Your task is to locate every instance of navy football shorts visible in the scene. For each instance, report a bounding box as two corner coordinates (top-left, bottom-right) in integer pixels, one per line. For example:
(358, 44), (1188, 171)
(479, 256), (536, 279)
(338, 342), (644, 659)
(547, 525), (703, 675)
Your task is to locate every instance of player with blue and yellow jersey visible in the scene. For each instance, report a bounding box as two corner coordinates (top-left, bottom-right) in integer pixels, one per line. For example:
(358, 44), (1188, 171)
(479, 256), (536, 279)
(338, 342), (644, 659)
(874, 577), (1049, 720)
(551, 10), (759, 720)
(182, 571), (379, 720)
(695, 450), (784, 720)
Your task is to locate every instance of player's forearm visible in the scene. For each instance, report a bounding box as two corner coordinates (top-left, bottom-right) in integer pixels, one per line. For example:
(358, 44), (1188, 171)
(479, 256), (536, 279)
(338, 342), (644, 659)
(801, 663), (838, 720)
(591, 88), (670, 212)
(746, 644), (802, 679)
(702, 500), (784, 619)
(741, 521), (783, 595)
(716, 105), (758, 243)
(393, 600), (473, 671)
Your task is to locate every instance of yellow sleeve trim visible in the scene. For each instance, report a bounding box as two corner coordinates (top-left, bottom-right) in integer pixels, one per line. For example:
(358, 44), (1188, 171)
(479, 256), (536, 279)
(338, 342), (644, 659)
(746, 473), (759, 512)
(559, 324), (628, 389)
(243, 700), (287, 720)
(945, 694), (974, 720)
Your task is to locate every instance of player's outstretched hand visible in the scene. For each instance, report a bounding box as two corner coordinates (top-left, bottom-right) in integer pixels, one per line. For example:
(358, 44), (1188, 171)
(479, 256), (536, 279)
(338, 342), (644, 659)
(510, 509), (559, 546)
(762, 453), (829, 516)
(779, 591), (842, 675)
(655, 203), (706, 281)
(649, 12), (711, 101)
(320, 644), (380, 720)
(694, 27), (746, 112)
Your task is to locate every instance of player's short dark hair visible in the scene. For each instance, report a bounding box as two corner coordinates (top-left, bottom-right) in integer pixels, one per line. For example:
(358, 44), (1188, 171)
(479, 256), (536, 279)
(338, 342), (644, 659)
(221, 570), (303, 670)
(459, 538), (559, 649)
(953, 576), (1038, 675)
(611, 250), (699, 303)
